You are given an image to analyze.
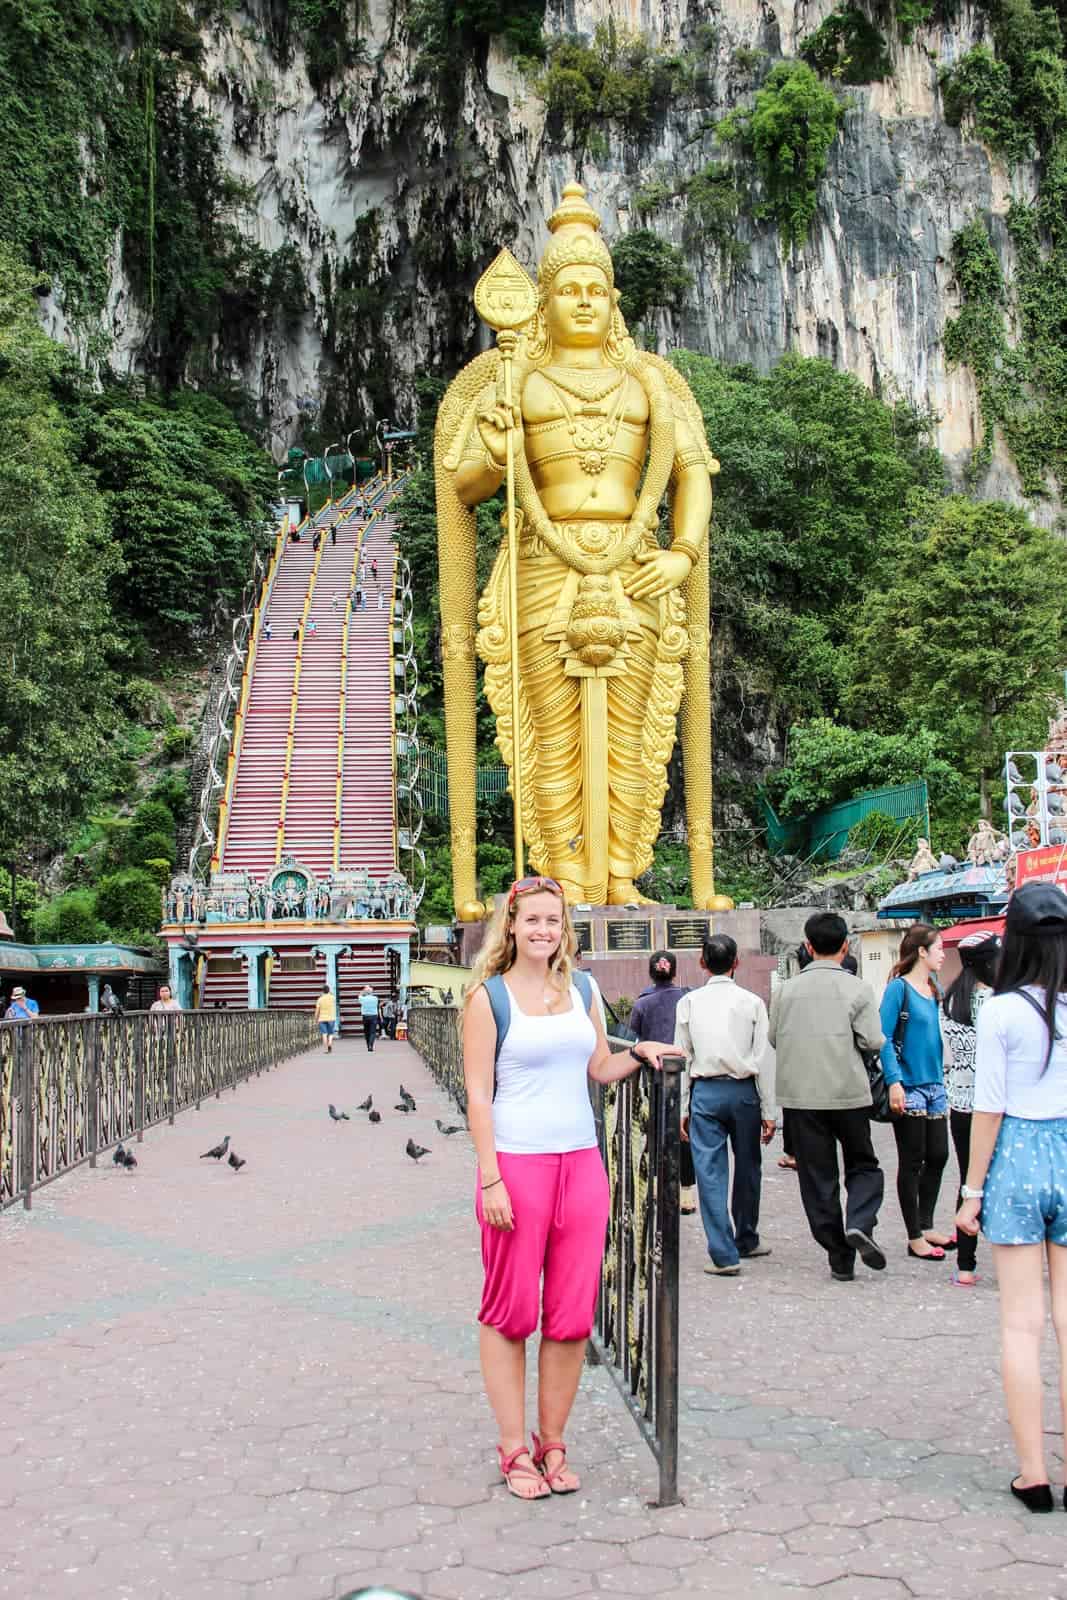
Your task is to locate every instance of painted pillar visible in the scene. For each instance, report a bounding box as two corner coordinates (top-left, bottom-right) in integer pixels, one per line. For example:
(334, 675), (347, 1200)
(383, 938), (411, 1003)
(86, 974), (101, 1013)
(312, 944), (348, 1028)
(234, 944), (271, 1009)
(168, 947), (194, 1011)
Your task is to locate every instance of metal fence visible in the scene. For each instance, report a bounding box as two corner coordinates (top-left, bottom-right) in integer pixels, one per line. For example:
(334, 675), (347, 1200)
(0, 1009), (317, 1213)
(406, 1006), (682, 1506)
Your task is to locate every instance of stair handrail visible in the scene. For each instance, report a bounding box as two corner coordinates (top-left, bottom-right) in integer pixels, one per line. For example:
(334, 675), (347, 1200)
(276, 516), (332, 863)
(333, 505), (376, 871)
(189, 509), (292, 879)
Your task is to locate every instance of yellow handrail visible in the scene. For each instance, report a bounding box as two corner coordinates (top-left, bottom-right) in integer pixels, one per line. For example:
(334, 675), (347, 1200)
(276, 515), (331, 863)
(213, 511), (291, 872)
(333, 494), (389, 871)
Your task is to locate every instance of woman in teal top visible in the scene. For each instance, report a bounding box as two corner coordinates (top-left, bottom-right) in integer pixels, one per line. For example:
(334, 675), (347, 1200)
(880, 923), (951, 1259)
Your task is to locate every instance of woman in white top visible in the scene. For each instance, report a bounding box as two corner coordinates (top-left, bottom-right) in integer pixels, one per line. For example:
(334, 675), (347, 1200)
(957, 882), (1067, 1512)
(463, 876), (672, 1501)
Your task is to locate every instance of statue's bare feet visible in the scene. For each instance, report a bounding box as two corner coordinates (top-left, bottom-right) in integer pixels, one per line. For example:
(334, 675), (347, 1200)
(606, 879), (657, 906)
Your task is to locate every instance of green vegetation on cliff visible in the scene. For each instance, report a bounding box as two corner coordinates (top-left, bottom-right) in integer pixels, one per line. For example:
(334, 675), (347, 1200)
(717, 62), (844, 247)
(940, 0), (1067, 492)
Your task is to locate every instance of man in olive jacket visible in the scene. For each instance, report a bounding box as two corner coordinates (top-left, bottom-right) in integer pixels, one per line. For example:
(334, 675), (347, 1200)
(769, 911), (887, 1281)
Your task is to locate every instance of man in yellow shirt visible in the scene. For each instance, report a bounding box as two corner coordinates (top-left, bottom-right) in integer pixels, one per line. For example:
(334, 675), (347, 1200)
(313, 985), (338, 1053)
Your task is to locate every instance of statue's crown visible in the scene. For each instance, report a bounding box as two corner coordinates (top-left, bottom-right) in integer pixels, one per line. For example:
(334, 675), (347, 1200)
(538, 181), (614, 292)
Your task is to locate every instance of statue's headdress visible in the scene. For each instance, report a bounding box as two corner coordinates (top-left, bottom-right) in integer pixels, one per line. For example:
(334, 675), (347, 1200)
(537, 182), (614, 292)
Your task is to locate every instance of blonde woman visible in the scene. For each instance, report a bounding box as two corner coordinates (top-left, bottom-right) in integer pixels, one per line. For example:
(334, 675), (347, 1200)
(464, 876), (673, 1501)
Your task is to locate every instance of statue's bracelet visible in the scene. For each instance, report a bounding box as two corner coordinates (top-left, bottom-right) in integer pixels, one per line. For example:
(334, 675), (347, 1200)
(671, 540), (701, 564)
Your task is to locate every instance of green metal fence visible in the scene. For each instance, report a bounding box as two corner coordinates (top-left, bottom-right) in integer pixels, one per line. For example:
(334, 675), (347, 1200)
(759, 780), (929, 862)
(408, 747), (510, 819)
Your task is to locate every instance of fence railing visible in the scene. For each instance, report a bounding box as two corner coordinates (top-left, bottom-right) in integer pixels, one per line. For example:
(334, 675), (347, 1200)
(406, 1006), (682, 1506)
(0, 1009), (317, 1213)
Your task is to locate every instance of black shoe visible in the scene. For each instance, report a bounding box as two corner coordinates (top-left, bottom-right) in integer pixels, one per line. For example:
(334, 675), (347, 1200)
(845, 1228), (887, 1271)
(1011, 1478), (1054, 1512)
(831, 1269), (855, 1282)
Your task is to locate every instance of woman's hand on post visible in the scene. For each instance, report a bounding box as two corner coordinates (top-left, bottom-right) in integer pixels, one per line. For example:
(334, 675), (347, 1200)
(483, 1177), (514, 1231)
(888, 1083), (906, 1116)
(633, 1042), (683, 1073)
(955, 1196), (981, 1236)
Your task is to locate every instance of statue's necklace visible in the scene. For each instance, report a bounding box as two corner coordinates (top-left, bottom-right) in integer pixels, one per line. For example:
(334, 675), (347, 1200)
(544, 365), (625, 404)
(545, 370), (628, 475)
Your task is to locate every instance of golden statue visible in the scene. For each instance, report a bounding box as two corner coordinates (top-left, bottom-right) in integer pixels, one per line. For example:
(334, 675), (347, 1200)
(435, 182), (720, 916)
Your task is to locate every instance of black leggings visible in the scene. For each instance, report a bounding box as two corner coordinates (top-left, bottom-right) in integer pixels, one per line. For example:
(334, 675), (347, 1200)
(950, 1109), (978, 1273)
(892, 1113), (949, 1240)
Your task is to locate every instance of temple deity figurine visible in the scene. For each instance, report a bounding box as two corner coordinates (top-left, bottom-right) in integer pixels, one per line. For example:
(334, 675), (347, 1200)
(435, 183), (720, 915)
(907, 838), (939, 879)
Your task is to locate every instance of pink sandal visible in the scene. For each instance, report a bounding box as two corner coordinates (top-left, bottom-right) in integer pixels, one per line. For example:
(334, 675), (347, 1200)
(531, 1431), (580, 1494)
(497, 1444), (550, 1501)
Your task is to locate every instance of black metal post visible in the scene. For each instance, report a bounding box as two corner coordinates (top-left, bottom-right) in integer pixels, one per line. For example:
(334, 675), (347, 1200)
(167, 1018), (177, 1125)
(654, 1059), (683, 1507)
(134, 1022), (145, 1142)
(88, 1022), (100, 1169)
(19, 1027), (33, 1210)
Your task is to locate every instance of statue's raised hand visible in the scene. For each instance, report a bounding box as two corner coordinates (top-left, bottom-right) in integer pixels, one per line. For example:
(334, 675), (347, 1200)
(476, 403), (520, 469)
(624, 546), (692, 602)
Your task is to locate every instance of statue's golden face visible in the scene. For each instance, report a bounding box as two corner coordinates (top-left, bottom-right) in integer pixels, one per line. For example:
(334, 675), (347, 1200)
(544, 264), (612, 349)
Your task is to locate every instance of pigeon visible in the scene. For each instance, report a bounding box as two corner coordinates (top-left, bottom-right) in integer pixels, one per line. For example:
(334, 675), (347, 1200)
(121, 1149), (137, 1170)
(368, 1110), (381, 1123)
(228, 1151), (246, 1172)
(398, 1084), (415, 1105)
(328, 1104), (350, 1121)
(436, 1120), (465, 1136)
(406, 1138), (430, 1162)
(356, 1094), (373, 1112)
(113, 1143), (127, 1166)
(201, 1135), (230, 1160)
(394, 1102), (413, 1114)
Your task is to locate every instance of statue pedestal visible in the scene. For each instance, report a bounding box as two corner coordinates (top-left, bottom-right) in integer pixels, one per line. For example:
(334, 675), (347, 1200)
(453, 903), (774, 1006)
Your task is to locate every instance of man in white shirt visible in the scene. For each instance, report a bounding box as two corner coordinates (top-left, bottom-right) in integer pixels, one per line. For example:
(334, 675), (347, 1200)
(675, 934), (776, 1276)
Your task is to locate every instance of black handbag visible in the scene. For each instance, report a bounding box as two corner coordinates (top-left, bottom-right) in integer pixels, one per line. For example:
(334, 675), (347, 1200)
(866, 987), (909, 1122)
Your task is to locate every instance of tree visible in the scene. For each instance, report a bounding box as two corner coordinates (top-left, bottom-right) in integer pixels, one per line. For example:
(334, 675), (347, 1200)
(611, 231), (692, 330)
(95, 868), (162, 944)
(0, 250), (123, 864)
(847, 493), (1067, 814)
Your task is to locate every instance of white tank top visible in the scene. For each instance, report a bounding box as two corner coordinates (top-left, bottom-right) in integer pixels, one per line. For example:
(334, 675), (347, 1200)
(492, 983), (598, 1154)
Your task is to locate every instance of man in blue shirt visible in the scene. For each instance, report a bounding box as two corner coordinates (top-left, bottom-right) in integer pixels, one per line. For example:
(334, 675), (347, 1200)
(359, 985), (380, 1052)
(5, 986), (37, 1020)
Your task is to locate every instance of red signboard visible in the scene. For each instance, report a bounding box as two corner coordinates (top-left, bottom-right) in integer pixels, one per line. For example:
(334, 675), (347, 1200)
(1015, 844), (1067, 891)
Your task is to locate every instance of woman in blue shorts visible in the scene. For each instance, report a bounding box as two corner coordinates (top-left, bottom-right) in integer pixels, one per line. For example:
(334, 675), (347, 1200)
(957, 882), (1067, 1512)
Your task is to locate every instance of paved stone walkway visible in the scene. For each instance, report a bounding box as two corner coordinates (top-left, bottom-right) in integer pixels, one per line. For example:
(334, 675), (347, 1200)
(3, 1035), (1067, 1599)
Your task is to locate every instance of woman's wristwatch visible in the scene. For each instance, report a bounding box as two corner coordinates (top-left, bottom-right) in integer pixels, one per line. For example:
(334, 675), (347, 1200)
(960, 1184), (984, 1200)
(629, 1045), (646, 1065)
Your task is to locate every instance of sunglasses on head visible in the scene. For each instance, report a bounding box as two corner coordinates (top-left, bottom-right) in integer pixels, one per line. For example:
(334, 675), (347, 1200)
(507, 875), (563, 905)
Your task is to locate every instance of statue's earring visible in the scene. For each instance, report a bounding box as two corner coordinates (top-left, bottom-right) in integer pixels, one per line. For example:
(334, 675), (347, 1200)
(525, 301), (550, 364)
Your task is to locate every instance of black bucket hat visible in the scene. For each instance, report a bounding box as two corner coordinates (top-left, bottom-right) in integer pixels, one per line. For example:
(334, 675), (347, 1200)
(1006, 881), (1067, 934)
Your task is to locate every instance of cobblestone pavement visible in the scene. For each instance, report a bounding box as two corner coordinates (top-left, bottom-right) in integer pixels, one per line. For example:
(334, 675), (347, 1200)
(3, 1035), (1067, 1599)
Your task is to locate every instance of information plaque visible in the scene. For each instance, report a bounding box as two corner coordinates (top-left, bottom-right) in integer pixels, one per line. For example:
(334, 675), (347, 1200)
(665, 917), (710, 950)
(572, 920), (593, 954)
(606, 919), (652, 952)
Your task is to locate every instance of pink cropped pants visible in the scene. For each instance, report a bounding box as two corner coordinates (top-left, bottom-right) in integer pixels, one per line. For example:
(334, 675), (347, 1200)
(476, 1148), (610, 1342)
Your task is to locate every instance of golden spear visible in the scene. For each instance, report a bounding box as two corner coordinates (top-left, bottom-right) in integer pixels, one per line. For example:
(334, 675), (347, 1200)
(473, 249), (538, 882)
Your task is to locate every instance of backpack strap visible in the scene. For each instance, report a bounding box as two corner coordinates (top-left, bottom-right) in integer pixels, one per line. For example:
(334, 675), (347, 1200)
(1011, 986), (1065, 1042)
(484, 975), (511, 1068)
(573, 969), (593, 1013)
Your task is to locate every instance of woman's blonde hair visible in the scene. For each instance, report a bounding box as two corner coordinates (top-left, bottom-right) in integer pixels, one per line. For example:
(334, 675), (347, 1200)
(462, 878), (577, 1019)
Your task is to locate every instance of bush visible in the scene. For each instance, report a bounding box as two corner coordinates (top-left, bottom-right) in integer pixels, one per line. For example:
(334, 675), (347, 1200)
(95, 869), (162, 943)
(718, 61), (844, 248)
(847, 811), (904, 856)
(34, 889), (106, 945)
(800, 7), (892, 83)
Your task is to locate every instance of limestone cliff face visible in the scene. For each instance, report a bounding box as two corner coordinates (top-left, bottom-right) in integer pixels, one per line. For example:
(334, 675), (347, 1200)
(67, 0), (1042, 512)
